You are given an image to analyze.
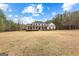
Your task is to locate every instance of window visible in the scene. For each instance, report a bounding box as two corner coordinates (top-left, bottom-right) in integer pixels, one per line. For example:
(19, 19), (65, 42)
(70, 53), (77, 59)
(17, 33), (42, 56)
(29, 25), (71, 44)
(37, 23), (39, 26)
(39, 24), (42, 26)
(43, 24), (44, 26)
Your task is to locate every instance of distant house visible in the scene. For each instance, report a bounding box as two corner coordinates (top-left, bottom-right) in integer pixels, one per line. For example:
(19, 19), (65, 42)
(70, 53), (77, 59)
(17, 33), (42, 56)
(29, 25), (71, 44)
(26, 22), (56, 31)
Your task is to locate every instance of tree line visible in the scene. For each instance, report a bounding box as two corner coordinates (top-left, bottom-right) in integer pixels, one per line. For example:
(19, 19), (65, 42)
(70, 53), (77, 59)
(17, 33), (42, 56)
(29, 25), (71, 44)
(0, 9), (25, 32)
(0, 9), (79, 32)
(46, 10), (79, 30)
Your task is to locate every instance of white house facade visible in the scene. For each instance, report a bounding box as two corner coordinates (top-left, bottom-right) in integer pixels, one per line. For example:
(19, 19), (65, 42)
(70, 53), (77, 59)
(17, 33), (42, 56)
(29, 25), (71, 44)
(26, 22), (56, 31)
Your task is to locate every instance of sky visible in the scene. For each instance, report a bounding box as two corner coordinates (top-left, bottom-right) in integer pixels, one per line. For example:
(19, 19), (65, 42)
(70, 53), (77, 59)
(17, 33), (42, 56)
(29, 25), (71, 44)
(0, 3), (79, 24)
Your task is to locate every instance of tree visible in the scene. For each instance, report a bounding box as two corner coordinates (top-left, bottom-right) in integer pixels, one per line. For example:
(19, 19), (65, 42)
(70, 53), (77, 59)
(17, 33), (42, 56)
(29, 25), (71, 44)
(46, 10), (79, 30)
(0, 10), (7, 31)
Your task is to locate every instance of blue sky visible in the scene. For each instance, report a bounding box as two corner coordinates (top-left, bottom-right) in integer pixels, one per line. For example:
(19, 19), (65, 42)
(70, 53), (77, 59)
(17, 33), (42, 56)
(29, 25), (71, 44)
(0, 3), (79, 24)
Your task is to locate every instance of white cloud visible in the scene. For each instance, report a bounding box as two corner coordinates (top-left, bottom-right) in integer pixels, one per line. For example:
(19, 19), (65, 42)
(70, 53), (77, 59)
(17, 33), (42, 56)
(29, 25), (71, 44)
(37, 4), (43, 13)
(14, 18), (18, 21)
(21, 17), (35, 24)
(8, 14), (12, 17)
(13, 18), (19, 23)
(62, 3), (76, 11)
(22, 5), (34, 14)
(32, 13), (40, 16)
(0, 3), (9, 11)
(47, 7), (50, 10)
(52, 12), (56, 16)
(14, 15), (18, 18)
(42, 18), (48, 22)
(22, 4), (43, 16)
(8, 8), (12, 12)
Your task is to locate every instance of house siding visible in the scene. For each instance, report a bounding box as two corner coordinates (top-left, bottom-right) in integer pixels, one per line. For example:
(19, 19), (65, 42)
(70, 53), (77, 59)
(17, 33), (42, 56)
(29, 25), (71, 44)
(26, 22), (56, 31)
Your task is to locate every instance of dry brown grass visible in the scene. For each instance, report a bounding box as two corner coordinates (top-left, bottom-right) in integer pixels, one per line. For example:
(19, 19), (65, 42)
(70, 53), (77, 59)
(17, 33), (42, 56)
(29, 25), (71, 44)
(0, 30), (79, 56)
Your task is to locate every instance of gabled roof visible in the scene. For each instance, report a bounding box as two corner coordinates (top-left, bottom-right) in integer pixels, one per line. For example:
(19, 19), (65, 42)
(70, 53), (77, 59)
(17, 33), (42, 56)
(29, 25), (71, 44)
(33, 22), (45, 24)
(26, 22), (56, 27)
